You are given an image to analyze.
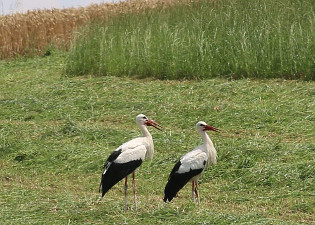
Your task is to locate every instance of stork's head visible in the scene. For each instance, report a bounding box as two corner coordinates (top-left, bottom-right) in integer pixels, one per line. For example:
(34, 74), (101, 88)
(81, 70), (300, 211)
(196, 121), (219, 133)
(136, 114), (162, 130)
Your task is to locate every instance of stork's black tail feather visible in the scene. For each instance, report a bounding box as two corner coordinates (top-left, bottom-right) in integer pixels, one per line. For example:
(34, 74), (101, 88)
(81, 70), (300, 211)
(100, 160), (142, 197)
(100, 172), (120, 197)
(163, 174), (188, 202)
(163, 160), (204, 202)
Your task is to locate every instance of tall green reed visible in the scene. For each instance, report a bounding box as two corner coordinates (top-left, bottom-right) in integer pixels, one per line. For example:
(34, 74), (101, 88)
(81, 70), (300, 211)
(65, 0), (314, 80)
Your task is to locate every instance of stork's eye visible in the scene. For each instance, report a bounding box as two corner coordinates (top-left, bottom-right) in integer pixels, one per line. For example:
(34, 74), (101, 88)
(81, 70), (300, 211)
(143, 116), (147, 119)
(200, 124), (205, 126)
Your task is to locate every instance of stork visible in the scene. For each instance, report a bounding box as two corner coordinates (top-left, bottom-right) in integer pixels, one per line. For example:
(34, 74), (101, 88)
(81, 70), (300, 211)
(99, 114), (162, 211)
(163, 121), (219, 203)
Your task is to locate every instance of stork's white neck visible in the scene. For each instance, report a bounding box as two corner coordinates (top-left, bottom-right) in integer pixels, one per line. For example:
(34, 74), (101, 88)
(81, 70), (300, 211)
(139, 125), (152, 138)
(138, 124), (154, 159)
(200, 131), (217, 165)
(200, 131), (212, 147)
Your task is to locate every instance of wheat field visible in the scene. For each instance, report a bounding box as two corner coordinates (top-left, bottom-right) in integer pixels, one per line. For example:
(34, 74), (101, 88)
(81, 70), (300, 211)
(0, 0), (176, 59)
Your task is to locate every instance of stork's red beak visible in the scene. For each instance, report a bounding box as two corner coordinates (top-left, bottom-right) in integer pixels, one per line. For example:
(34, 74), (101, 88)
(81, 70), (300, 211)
(204, 124), (220, 132)
(145, 119), (162, 131)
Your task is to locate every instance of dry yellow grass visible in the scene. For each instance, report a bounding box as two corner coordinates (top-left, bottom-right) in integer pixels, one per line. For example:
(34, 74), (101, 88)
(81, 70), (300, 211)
(0, 0), (178, 59)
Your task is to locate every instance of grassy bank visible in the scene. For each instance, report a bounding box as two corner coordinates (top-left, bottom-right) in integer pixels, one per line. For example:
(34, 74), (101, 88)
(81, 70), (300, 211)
(65, 0), (314, 80)
(1, 54), (314, 224)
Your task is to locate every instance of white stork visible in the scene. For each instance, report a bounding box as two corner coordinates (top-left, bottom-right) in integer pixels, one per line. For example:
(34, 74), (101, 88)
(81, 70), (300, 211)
(99, 114), (162, 211)
(164, 121), (219, 203)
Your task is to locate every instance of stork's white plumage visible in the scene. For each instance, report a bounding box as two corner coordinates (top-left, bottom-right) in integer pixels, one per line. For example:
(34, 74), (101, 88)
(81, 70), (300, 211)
(99, 114), (161, 210)
(164, 121), (219, 203)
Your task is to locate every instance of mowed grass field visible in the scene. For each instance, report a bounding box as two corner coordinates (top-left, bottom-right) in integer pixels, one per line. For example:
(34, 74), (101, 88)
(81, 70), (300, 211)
(0, 54), (314, 224)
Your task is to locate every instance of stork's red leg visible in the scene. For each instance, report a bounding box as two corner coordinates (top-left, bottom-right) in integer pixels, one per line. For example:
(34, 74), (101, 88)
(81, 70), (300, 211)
(192, 181), (196, 202)
(132, 171), (137, 210)
(194, 181), (200, 204)
(124, 176), (128, 211)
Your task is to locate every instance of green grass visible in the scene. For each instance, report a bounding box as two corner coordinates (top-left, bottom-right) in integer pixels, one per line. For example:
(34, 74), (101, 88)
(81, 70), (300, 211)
(0, 53), (314, 224)
(65, 0), (314, 80)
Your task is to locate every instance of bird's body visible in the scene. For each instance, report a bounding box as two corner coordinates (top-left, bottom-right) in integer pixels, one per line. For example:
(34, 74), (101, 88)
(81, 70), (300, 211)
(164, 121), (219, 203)
(99, 114), (161, 210)
(100, 137), (152, 196)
